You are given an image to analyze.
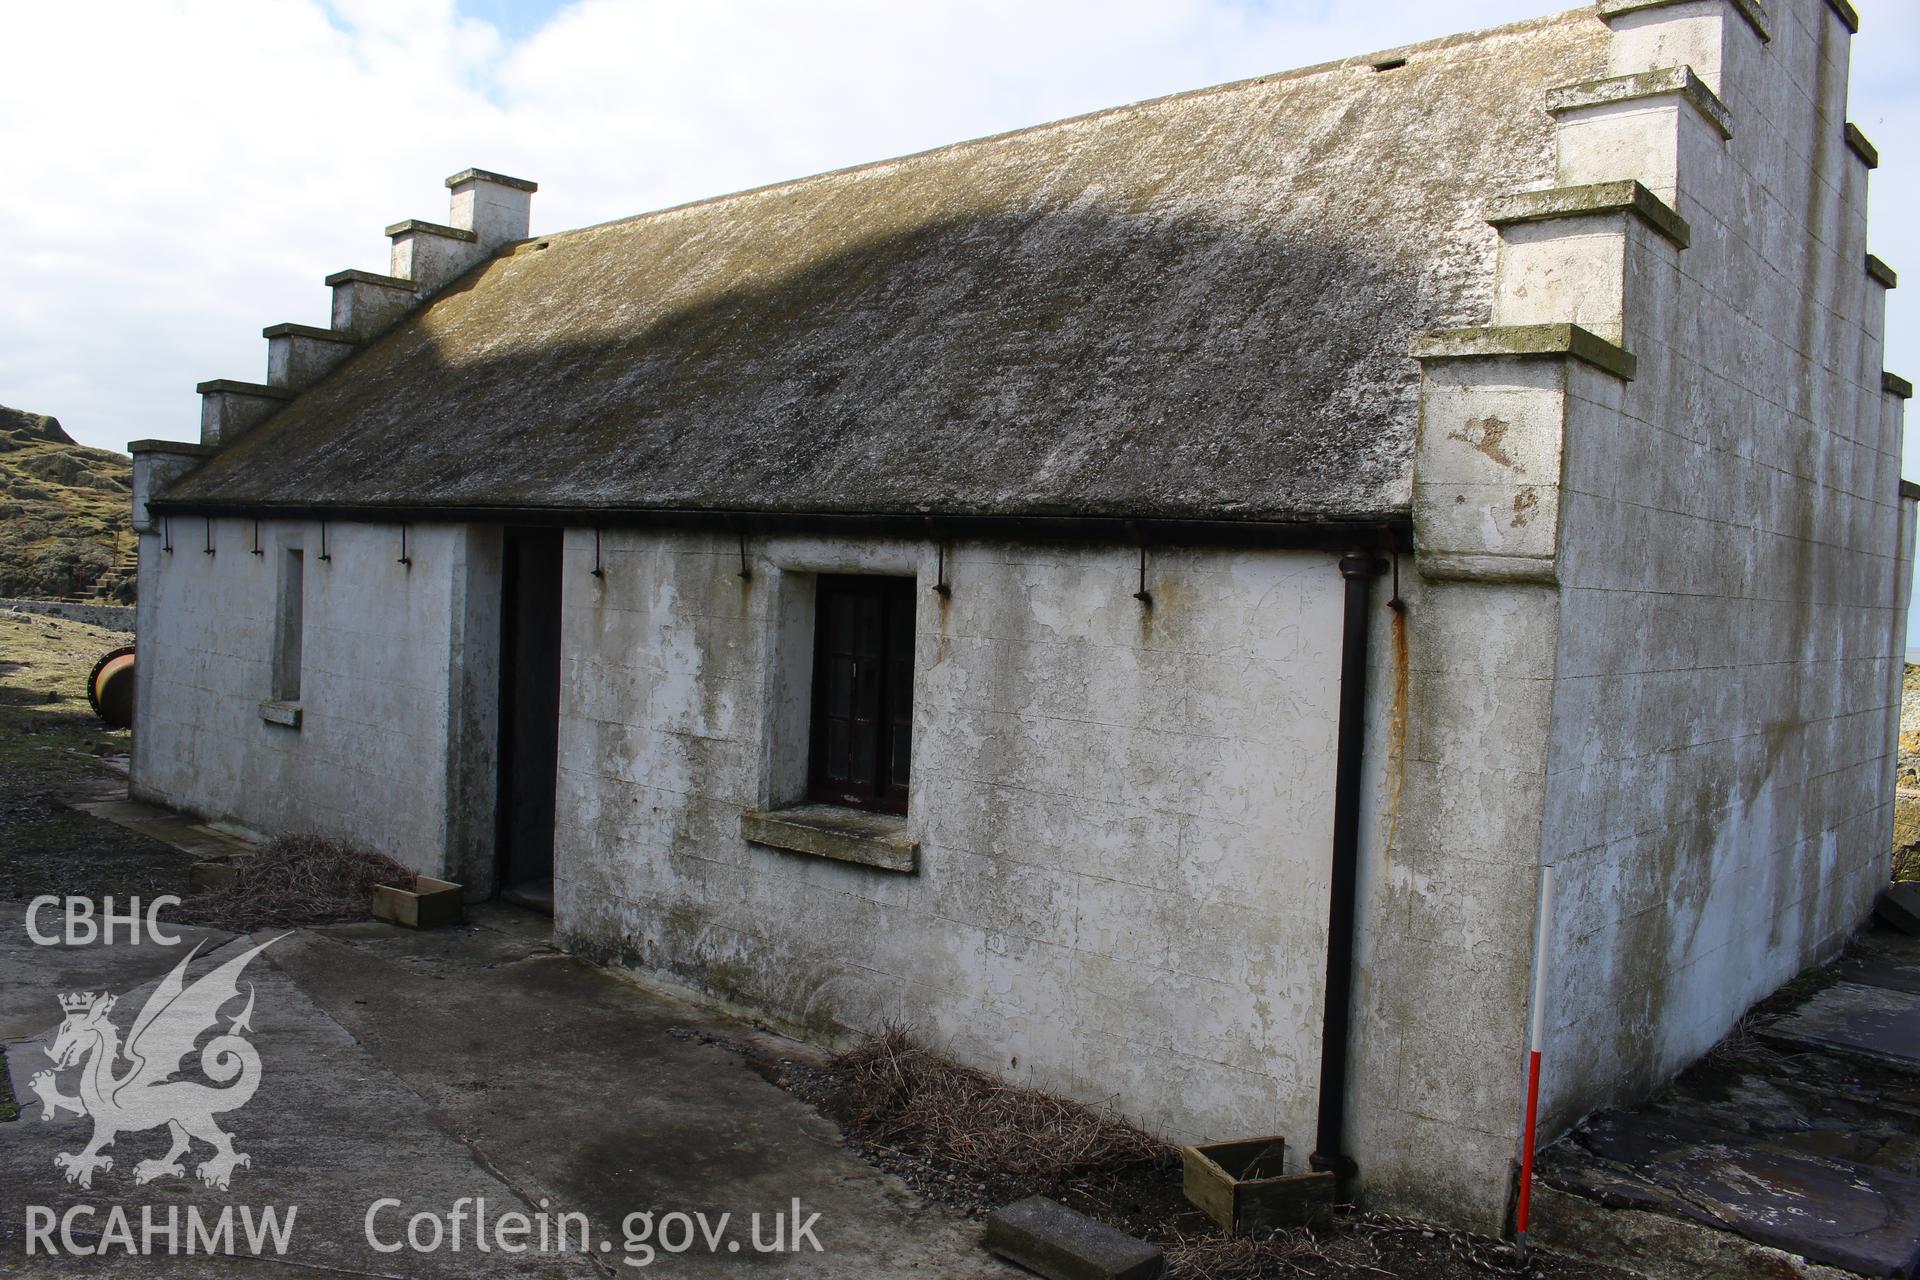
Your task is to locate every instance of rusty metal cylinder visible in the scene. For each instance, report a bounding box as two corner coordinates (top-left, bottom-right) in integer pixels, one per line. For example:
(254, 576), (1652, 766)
(88, 646), (135, 729)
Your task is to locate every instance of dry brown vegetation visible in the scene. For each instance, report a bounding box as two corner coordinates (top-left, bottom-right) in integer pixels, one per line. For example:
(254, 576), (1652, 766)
(831, 1026), (1173, 1196)
(799, 1027), (1620, 1280)
(175, 833), (414, 932)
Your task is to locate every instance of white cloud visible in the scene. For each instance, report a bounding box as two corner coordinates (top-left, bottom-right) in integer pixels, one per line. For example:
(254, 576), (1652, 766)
(0, 0), (1914, 464)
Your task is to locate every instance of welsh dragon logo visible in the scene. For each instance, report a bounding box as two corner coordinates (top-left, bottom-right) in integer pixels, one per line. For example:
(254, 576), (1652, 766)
(28, 937), (281, 1190)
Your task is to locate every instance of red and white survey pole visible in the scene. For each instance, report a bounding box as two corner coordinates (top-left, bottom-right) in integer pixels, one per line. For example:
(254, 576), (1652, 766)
(1513, 863), (1556, 1256)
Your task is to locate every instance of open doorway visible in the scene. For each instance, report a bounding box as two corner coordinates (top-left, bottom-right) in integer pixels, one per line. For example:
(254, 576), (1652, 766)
(495, 527), (562, 913)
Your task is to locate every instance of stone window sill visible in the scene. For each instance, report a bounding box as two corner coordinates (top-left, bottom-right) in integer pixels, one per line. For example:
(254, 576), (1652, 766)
(259, 699), (303, 729)
(740, 804), (918, 873)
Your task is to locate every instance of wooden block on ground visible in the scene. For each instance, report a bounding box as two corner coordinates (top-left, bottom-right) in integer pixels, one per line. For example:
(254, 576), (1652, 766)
(1183, 1137), (1334, 1232)
(371, 875), (464, 929)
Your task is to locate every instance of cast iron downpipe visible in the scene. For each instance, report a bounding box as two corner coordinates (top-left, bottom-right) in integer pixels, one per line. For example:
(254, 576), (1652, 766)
(1310, 550), (1387, 1191)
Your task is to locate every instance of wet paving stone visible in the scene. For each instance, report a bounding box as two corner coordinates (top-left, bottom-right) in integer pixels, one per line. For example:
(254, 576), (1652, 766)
(1541, 928), (1920, 1277)
(1765, 982), (1920, 1071)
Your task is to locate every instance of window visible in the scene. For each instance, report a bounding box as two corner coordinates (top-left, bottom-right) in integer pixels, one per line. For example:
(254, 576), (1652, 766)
(809, 575), (914, 813)
(272, 548), (304, 702)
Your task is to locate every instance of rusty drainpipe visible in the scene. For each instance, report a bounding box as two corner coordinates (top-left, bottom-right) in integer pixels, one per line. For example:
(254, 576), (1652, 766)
(1309, 549), (1388, 1191)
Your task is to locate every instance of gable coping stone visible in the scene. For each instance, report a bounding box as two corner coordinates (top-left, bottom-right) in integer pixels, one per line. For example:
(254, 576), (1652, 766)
(1410, 323), (1638, 381)
(1487, 180), (1691, 249)
(324, 268), (418, 291)
(444, 168), (538, 193)
(262, 322), (356, 344)
(1546, 66), (1733, 140)
(194, 379), (293, 400)
(1845, 123), (1879, 170)
(383, 219), (478, 243)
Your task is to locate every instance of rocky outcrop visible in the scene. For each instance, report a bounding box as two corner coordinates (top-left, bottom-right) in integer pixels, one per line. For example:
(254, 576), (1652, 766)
(0, 406), (135, 601)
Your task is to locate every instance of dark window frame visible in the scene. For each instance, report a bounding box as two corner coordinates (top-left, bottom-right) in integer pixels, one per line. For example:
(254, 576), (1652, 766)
(271, 547), (304, 703)
(808, 574), (915, 814)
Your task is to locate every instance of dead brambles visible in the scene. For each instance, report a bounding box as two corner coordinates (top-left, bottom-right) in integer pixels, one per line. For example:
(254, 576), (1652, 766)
(791, 1028), (1628, 1279)
(828, 1025), (1175, 1205)
(175, 833), (415, 932)
(1160, 1214), (1546, 1280)
(1161, 1224), (1328, 1279)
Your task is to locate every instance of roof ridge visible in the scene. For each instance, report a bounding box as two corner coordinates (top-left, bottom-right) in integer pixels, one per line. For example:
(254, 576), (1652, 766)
(531, 5), (1599, 246)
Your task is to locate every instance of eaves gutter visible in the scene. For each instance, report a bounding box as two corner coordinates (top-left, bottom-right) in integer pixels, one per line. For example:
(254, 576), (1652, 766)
(141, 501), (1414, 553)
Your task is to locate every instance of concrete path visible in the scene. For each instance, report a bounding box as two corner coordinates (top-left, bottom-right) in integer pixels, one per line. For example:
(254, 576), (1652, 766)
(0, 903), (1012, 1278)
(0, 907), (237, 1042)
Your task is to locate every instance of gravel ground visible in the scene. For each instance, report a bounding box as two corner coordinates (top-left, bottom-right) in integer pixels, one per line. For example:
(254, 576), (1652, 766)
(0, 611), (194, 901)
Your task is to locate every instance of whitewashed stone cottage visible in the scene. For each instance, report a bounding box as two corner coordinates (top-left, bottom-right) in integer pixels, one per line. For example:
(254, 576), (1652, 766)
(128, 0), (1911, 1229)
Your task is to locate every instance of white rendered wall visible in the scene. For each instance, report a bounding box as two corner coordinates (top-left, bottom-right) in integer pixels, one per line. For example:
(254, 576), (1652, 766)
(552, 531), (1348, 1151)
(131, 518), (493, 874)
(1345, 567), (1561, 1223)
(1540, 0), (1909, 1117)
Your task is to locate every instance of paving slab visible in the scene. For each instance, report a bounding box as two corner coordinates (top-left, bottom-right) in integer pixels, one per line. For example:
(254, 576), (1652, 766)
(1836, 930), (1920, 994)
(1764, 981), (1920, 1070)
(984, 1196), (1163, 1279)
(1880, 883), (1920, 936)
(1566, 1111), (1920, 1277)
(64, 795), (260, 864)
(1616, 1042), (1920, 1179)
(1540, 927), (1920, 1278)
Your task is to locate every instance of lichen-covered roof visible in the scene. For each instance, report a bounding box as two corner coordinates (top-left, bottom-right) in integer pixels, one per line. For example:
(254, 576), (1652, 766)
(167, 8), (1606, 524)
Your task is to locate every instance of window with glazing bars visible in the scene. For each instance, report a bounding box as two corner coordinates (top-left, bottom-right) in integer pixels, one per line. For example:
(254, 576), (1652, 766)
(808, 575), (914, 813)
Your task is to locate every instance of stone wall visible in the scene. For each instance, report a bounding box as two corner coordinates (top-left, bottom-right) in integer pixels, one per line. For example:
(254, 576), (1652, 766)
(1369, 0), (1911, 1229)
(552, 530), (1351, 1153)
(130, 517), (499, 877)
(1539, 0), (1908, 1125)
(0, 599), (134, 632)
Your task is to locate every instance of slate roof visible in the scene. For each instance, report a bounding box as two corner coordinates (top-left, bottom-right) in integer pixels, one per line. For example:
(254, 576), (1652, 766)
(163, 8), (1607, 525)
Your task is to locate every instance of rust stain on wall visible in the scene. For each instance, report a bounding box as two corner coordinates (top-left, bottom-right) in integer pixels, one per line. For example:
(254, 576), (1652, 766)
(1381, 603), (1411, 867)
(1447, 415), (1523, 472)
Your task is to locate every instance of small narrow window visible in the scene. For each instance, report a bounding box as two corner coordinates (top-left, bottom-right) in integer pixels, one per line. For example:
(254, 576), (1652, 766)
(809, 575), (914, 813)
(273, 548), (304, 702)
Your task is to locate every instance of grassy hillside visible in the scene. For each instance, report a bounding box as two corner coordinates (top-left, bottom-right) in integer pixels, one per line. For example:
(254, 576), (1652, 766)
(0, 405), (134, 600)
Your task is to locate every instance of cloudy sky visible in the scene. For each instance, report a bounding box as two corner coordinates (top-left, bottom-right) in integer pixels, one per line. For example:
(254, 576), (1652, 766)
(2, 0), (1915, 496)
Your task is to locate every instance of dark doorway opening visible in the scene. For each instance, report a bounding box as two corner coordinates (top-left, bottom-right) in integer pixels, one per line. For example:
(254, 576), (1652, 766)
(496, 527), (563, 914)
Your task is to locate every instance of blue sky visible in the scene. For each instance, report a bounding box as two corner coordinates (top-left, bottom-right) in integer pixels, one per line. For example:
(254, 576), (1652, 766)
(453, 0), (567, 45)
(2, 0), (1917, 629)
